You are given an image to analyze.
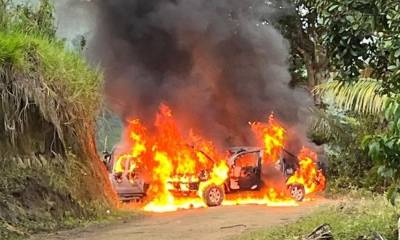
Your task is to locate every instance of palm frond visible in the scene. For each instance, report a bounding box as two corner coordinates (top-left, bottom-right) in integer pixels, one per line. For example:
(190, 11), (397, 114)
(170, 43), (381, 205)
(310, 108), (352, 143)
(314, 78), (388, 115)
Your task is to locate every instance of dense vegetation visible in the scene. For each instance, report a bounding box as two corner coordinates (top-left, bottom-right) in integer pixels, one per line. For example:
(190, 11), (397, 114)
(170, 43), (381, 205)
(276, 0), (400, 199)
(0, 1), (115, 239)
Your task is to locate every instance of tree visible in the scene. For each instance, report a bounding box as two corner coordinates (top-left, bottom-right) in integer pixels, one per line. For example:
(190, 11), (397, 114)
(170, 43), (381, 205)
(289, 0), (400, 194)
(305, 0), (400, 92)
(282, 0), (400, 93)
(278, 0), (329, 94)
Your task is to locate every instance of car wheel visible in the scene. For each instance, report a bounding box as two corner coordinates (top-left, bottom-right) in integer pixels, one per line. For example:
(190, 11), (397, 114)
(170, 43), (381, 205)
(289, 184), (305, 202)
(203, 184), (224, 207)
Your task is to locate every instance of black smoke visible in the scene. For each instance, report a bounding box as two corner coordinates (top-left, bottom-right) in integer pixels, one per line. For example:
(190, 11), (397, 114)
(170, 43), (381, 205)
(91, 0), (312, 150)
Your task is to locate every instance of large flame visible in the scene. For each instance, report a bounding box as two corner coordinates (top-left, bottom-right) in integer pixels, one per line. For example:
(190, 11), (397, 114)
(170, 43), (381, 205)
(114, 104), (228, 212)
(286, 148), (326, 194)
(113, 104), (325, 212)
(250, 114), (285, 165)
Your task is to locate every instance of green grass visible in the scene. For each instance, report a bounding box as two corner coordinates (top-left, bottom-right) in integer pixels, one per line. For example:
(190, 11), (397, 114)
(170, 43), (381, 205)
(0, 31), (101, 115)
(233, 196), (398, 240)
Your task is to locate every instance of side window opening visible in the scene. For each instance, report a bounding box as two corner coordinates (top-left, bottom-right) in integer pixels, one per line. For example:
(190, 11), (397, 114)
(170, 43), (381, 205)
(235, 152), (258, 168)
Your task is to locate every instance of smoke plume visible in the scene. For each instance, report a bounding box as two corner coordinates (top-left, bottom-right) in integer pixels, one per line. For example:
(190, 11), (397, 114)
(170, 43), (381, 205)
(91, 0), (312, 150)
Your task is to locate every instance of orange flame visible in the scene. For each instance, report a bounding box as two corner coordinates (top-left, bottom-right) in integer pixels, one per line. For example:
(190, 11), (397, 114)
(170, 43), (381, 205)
(286, 148), (326, 194)
(250, 114), (285, 165)
(113, 105), (326, 212)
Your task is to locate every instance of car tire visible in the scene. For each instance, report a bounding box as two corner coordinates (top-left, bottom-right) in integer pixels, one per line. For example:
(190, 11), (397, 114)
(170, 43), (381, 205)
(289, 184), (305, 202)
(203, 184), (224, 207)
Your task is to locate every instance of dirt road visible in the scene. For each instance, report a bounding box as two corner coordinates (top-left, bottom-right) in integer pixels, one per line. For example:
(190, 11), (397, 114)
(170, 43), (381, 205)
(35, 198), (333, 240)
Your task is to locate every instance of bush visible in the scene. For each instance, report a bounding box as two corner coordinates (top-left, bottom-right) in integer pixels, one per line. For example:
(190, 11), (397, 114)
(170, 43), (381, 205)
(310, 109), (383, 191)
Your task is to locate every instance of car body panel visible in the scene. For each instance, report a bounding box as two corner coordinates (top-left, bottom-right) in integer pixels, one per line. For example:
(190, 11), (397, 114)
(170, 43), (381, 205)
(103, 146), (316, 203)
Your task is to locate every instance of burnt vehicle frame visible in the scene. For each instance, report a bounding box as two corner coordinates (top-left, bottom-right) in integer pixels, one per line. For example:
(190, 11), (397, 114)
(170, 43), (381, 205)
(103, 150), (149, 201)
(214, 147), (308, 205)
(103, 146), (323, 206)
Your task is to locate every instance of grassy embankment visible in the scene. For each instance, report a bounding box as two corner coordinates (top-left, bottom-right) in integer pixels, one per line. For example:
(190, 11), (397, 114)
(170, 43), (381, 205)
(0, 1), (119, 239)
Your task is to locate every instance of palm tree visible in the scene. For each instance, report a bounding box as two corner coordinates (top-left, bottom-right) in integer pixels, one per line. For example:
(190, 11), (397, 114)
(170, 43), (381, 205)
(310, 78), (389, 145)
(314, 78), (388, 115)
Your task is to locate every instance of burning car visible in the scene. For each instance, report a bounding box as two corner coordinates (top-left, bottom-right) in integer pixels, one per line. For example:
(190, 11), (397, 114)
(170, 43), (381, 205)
(102, 104), (326, 211)
(103, 148), (149, 201)
(224, 147), (311, 203)
(103, 145), (325, 206)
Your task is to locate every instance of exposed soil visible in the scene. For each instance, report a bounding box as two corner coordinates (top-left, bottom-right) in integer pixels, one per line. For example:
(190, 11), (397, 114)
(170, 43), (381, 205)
(32, 197), (334, 240)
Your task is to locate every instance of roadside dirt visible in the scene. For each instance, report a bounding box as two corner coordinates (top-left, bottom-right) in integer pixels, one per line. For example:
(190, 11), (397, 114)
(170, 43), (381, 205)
(33, 197), (334, 240)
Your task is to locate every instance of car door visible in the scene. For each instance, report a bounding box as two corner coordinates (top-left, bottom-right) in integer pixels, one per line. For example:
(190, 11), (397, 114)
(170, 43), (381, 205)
(234, 151), (261, 190)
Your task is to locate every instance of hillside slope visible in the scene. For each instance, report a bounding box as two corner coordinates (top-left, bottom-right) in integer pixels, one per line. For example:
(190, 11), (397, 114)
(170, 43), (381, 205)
(0, 1), (116, 239)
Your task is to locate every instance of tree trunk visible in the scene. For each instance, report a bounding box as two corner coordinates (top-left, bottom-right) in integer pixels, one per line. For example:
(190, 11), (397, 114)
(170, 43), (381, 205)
(398, 217), (400, 240)
(304, 55), (319, 104)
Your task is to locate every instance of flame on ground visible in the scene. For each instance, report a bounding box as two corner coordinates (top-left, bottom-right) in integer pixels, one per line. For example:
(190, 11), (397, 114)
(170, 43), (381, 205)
(113, 104), (325, 212)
